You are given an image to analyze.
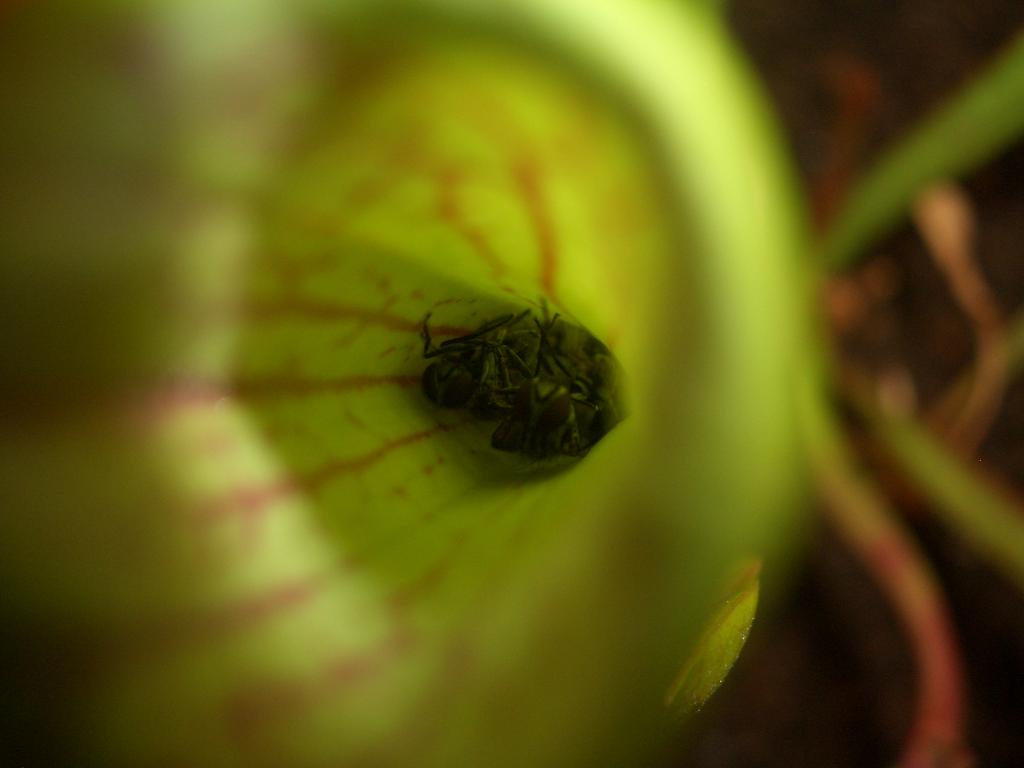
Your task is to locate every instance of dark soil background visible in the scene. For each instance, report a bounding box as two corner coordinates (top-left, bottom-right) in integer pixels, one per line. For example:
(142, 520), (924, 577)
(666, 3), (1024, 767)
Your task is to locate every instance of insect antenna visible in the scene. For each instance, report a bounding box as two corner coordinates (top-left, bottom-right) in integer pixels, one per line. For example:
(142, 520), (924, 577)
(504, 346), (534, 377)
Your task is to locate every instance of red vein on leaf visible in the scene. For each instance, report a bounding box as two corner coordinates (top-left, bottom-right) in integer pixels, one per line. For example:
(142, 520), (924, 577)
(197, 421), (462, 525)
(344, 410), (367, 430)
(264, 250), (339, 294)
(243, 298), (470, 336)
(222, 535), (483, 740)
(135, 381), (232, 413)
(387, 531), (469, 610)
(111, 573), (333, 664)
(512, 156), (560, 304)
(136, 374), (421, 421)
(301, 423), (457, 490)
(223, 626), (414, 745)
(338, 129), (446, 213)
(233, 374), (420, 399)
(435, 166), (507, 279)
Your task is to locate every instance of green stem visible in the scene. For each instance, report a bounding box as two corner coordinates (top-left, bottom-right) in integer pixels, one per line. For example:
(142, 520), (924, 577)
(844, 373), (1024, 595)
(821, 32), (1024, 271)
(842, 307), (1024, 597)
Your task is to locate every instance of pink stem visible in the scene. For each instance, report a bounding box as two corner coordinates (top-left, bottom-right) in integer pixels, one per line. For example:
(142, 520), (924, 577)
(815, 431), (972, 767)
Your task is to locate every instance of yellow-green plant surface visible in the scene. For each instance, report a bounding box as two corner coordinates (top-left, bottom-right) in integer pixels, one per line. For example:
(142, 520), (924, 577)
(0, 1), (808, 766)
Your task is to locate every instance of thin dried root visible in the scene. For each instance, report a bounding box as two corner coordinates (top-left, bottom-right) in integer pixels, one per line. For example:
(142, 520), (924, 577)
(912, 182), (1008, 453)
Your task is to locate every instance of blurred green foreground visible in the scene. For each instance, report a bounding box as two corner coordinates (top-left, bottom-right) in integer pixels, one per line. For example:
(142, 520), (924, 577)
(0, 2), (806, 766)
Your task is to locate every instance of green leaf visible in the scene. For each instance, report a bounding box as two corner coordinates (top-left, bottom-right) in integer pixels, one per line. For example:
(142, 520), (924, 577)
(0, 1), (809, 765)
(822, 31), (1024, 270)
(665, 561), (760, 714)
(846, 382), (1024, 596)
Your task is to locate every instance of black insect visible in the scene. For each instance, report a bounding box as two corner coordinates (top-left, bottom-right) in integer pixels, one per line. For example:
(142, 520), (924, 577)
(420, 310), (538, 416)
(490, 377), (613, 458)
(420, 305), (624, 460)
(490, 310), (623, 458)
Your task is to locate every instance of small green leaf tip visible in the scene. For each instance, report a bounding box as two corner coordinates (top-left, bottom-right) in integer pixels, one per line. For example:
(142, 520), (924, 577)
(665, 561), (761, 714)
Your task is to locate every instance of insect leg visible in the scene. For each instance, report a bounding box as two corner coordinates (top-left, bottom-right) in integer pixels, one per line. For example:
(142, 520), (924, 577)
(424, 340), (475, 358)
(562, 401), (584, 456)
(496, 347), (513, 389)
(505, 347), (533, 377)
(475, 352), (496, 398)
(550, 350), (574, 381)
(533, 317), (557, 376)
(421, 312), (434, 356)
(439, 312), (514, 347)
